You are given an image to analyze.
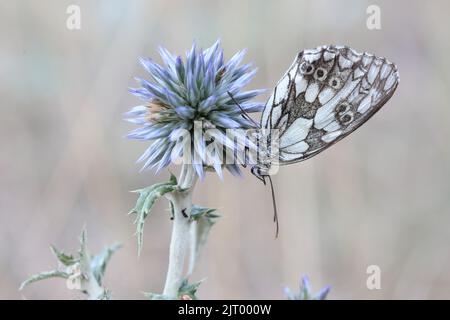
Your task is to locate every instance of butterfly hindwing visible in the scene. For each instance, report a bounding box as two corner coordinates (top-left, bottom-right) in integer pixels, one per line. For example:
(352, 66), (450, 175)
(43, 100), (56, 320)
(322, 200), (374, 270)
(260, 45), (399, 164)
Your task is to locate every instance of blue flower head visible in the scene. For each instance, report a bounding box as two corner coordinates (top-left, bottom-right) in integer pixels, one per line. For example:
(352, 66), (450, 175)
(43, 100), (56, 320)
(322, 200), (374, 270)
(125, 40), (264, 179)
(284, 275), (331, 300)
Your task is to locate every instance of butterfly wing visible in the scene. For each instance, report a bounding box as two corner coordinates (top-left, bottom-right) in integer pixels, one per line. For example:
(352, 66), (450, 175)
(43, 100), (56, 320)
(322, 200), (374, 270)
(261, 45), (399, 164)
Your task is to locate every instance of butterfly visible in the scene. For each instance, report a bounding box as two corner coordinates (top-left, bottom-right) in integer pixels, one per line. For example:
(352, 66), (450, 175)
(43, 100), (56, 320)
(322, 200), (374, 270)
(230, 45), (399, 235)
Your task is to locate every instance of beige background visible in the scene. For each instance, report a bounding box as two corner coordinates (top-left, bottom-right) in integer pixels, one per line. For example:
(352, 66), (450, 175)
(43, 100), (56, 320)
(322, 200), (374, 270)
(1, 0), (450, 299)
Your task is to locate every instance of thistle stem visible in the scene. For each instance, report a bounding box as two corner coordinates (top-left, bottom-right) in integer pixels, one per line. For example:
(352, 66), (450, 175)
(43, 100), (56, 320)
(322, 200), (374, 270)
(79, 234), (107, 300)
(163, 165), (196, 298)
(85, 273), (105, 300)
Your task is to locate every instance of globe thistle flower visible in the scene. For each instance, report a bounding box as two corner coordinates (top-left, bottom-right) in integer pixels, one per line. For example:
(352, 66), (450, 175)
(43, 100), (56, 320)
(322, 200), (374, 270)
(125, 40), (265, 179)
(284, 275), (331, 300)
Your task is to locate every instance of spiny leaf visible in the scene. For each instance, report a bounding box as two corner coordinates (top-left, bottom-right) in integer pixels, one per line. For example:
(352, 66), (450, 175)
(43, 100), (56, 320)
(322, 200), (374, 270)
(178, 278), (204, 300)
(143, 278), (204, 300)
(129, 176), (179, 255)
(19, 270), (69, 291)
(20, 227), (118, 300)
(99, 289), (112, 300)
(78, 227), (90, 272)
(190, 205), (220, 221)
(142, 292), (172, 300)
(91, 243), (122, 285)
(168, 172), (177, 185)
(136, 184), (178, 255)
(50, 245), (78, 266)
(129, 178), (178, 216)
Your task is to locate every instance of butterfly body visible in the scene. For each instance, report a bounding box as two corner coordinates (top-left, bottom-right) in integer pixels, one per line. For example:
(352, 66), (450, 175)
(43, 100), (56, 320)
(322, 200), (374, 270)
(253, 45), (399, 179)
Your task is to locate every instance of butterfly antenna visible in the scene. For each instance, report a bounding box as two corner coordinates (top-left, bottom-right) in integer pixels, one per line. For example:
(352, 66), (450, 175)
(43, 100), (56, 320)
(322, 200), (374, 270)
(227, 91), (260, 128)
(267, 175), (279, 238)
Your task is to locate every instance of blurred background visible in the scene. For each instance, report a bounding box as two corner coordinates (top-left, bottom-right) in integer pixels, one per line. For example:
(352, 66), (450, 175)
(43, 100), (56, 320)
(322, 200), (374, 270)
(1, 0), (450, 299)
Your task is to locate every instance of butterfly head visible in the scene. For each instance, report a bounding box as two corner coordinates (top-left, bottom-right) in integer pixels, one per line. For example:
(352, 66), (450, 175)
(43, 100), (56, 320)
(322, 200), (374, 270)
(251, 164), (269, 184)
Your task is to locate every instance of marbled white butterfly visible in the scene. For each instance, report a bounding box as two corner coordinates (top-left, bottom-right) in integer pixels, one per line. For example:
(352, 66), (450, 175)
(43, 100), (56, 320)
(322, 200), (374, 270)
(231, 45), (399, 235)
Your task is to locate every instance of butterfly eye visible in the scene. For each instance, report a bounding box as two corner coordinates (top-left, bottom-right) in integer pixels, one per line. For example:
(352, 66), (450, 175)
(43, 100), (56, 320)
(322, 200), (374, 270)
(328, 77), (341, 89)
(339, 112), (354, 125)
(335, 103), (350, 114)
(313, 67), (327, 81)
(300, 62), (314, 75)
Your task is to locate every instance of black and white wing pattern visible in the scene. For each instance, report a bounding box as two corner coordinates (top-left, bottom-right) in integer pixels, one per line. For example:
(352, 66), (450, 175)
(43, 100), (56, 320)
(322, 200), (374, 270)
(261, 45), (399, 164)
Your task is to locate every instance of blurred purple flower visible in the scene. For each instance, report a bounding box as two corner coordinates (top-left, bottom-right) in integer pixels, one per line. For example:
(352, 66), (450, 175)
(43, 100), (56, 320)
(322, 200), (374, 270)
(125, 40), (264, 179)
(284, 275), (331, 300)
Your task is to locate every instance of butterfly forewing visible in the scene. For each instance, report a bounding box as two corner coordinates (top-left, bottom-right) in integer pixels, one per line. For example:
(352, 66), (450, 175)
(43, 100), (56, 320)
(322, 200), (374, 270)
(260, 45), (399, 164)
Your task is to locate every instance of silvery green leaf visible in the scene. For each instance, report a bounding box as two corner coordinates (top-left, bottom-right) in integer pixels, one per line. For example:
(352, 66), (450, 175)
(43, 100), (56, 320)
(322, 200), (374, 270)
(178, 278), (203, 300)
(19, 270), (69, 291)
(99, 290), (112, 300)
(128, 174), (178, 216)
(50, 245), (78, 266)
(20, 227), (118, 300)
(91, 243), (121, 285)
(143, 292), (172, 300)
(78, 228), (87, 259)
(167, 172), (177, 184)
(129, 174), (178, 255)
(188, 206), (219, 275)
(78, 227), (90, 274)
(189, 205), (220, 221)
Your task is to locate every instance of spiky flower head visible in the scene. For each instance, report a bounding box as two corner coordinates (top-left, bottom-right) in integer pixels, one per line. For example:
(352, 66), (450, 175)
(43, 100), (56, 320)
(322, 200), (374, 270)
(125, 40), (264, 179)
(284, 275), (331, 300)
